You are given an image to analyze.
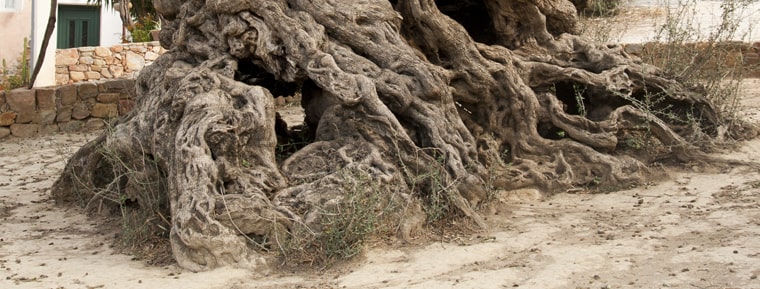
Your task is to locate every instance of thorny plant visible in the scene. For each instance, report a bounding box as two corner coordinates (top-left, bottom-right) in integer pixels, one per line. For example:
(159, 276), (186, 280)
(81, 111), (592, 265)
(577, 0), (631, 44)
(67, 132), (170, 257)
(641, 0), (754, 133)
(1, 37), (30, 91)
(582, 0), (754, 152)
(393, 141), (463, 224)
(271, 167), (405, 267)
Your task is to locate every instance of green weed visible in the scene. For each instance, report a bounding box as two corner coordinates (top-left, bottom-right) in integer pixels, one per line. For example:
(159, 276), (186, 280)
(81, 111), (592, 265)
(277, 167), (402, 267)
(1, 37), (30, 91)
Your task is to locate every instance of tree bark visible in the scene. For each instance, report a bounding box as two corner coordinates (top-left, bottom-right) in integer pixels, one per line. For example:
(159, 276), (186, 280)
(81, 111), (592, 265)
(52, 0), (734, 270)
(28, 0), (57, 88)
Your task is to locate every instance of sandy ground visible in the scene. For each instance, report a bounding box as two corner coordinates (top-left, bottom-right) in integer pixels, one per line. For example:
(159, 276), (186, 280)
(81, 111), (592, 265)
(4, 4), (760, 289)
(582, 0), (760, 44)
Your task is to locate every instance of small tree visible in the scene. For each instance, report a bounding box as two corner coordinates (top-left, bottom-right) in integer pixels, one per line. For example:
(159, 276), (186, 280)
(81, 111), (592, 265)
(90, 0), (157, 42)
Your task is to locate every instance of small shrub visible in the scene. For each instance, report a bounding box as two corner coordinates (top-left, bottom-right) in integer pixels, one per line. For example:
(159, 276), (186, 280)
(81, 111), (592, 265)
(73, 138), (171, 263)
(638, 0), (755, 140)
(0, 37), (31, 91)
(576, 0), (643, 44)
(277, 168), (403, 267)
(575, 0), (625, 17)
(128, 15), (159, 42)
(401, 150), (456, 224)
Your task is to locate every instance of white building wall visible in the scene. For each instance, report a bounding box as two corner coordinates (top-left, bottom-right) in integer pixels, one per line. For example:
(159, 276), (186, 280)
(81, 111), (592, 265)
(32, 0), (123, 87)
(0, 0), (32, 74)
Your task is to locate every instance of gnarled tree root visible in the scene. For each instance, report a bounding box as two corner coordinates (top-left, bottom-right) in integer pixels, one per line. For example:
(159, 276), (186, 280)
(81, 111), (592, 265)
(51, 0), (740, 270)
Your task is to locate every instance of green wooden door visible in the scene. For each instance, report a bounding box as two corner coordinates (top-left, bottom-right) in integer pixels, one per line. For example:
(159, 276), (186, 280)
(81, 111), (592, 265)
(57, 5), (100, 49)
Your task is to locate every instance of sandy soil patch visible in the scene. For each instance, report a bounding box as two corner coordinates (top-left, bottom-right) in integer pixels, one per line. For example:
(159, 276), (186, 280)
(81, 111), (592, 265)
(581, 0), (760, 44)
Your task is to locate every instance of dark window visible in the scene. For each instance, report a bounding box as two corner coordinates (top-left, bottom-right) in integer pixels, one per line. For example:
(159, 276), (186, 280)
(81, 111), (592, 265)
(82, 21), (88, 44)
(68, 20), (76, 47)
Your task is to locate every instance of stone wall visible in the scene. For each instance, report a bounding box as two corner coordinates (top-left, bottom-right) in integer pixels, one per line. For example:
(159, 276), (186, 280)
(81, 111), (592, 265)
(623, 41), (760, 77)
(0, 79), (135, 139)
(55, 42), (166, 85)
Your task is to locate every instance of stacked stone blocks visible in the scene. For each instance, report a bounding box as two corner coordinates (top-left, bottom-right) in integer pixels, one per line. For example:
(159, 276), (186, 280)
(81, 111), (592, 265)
(0, 79), (136, 139)
(623, 41), (760, 77)
(55, 41), (165, 85)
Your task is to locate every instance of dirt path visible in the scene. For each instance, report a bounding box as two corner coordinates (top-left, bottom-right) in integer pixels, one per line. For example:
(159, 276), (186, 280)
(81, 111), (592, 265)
(580, 0), (760, 44)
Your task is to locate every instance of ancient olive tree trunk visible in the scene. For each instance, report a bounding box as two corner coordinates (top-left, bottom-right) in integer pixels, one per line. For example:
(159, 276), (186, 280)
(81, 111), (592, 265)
(52, 0), (732, 270)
